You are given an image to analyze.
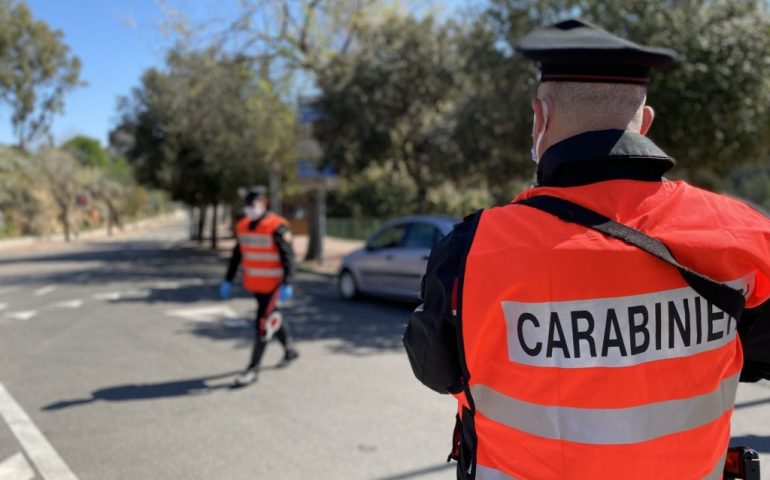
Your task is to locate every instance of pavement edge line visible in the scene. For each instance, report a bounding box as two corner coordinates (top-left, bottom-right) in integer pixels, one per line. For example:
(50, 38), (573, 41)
(0, 383), (78, 480)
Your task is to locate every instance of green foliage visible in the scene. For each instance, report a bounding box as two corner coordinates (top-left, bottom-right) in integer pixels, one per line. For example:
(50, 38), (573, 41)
(726, 164), (770, 212)
(156, 0), (770, 218)
(483, 0), (770, 179)
(62, 135), (110, 168)
(113, 48), (296, 207)
(0, 0), (82, 149)
(316, 14), (467, 212)
(328, 163), (418, 218)
(0, 147), (43, 235)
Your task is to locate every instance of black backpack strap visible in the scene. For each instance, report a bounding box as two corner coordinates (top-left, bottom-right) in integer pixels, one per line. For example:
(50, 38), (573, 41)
(517, 195), (745, 320)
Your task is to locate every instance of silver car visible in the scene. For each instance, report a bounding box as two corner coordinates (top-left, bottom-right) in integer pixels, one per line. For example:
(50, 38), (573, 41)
(338, 215), (458, 301)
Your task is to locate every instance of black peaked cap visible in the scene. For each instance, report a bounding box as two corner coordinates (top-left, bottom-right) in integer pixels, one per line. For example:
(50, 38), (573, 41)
(515, 19), (678, 85)
(244, 185), (268, 204)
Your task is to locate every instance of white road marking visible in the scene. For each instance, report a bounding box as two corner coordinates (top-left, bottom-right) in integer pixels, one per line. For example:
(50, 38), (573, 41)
(33, 286), (57, 297)
(91, 292), (121, 301)
(0, 383), (79, 480)
(49, 300), (83, 309)
(153, 281), (180, 289)
(4, 311), (37, 321)
(121, 288), (148, 299)
(0, 303), (8, 311)
(0, 452), (35, 480)
(166, 305), (247, 324)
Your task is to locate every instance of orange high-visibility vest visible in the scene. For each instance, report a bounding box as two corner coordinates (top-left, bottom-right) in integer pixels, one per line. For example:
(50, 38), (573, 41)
(236, 213), (288, 294)
(461, 180), (770, 480)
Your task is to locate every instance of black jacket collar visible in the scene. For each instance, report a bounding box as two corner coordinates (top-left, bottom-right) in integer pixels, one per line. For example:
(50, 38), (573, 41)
(536, 129), (675, 187)
(247, 211), (269, 230)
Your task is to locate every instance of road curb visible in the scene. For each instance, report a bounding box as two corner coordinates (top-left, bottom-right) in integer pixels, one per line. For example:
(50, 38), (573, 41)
(297, 265), (338, 279)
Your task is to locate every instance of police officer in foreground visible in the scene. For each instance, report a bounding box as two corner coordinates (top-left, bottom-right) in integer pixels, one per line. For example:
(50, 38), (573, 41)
(404, 19), (770, 480)
(220, 186), (299, 387)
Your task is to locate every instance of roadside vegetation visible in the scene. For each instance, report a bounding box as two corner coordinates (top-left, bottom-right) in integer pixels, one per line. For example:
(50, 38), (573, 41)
(2, 0), (770, 243)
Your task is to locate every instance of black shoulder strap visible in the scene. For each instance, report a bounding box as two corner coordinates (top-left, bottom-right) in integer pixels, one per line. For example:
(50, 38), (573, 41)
(517, 195), (745, 320)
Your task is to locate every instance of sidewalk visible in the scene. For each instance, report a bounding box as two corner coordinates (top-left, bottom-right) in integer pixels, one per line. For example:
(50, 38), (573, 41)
(293, 235), (363, 277)
(0, 210), (185, 252)
(215, 234), (363, 278)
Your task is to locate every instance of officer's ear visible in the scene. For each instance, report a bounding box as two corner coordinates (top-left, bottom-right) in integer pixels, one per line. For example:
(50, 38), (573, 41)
(640, 105), (655, 136)
(532, 97), (545, 134)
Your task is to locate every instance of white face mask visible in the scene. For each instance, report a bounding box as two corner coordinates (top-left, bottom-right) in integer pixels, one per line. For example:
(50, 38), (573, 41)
(530, 100), (549, 164)
(244, 205), (264, 219)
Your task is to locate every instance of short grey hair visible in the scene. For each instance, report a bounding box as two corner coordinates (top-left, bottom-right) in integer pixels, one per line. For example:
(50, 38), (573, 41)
(539, 82), (647, 130)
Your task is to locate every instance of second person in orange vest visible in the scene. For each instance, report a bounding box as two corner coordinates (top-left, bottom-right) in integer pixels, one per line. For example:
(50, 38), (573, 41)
(220, 186), (299, 387)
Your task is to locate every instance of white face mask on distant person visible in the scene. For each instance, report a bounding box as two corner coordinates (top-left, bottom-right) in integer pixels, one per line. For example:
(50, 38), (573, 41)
(244, 205), (264, 219)
(530, 100), (549, 164)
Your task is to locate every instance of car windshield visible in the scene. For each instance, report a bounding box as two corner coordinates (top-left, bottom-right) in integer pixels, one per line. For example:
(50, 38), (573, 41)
(402, 222), (442, 249)
(369, 224), (406, 249)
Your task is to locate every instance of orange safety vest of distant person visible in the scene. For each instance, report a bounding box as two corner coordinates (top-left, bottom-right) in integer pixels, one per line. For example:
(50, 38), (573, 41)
(236, 213), (288, 293)
(457, 179), (770, 480)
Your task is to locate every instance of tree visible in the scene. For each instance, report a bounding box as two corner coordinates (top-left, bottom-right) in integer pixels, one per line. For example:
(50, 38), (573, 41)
(113, 47), (295, 247)
(0, 0), (83, 149)
(315, 15), (466, 212)
(36, 148), (79, 241)
(62, 135), (110, 168)
(479, 0), (770, 184)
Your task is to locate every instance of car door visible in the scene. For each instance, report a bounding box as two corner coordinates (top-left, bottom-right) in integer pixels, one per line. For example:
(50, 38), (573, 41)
(390, 222), (445, 298)
(355, 223), (407, 294)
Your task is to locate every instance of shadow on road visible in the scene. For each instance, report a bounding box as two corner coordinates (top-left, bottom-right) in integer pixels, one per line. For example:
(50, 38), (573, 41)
(41, 371), (240, 411)
(0, 232), (416, 356)
(735, 396), (770, 410)
(183, 275), (415, 356)
(0, 240), (228, 293)
(730, 435), (770, 453)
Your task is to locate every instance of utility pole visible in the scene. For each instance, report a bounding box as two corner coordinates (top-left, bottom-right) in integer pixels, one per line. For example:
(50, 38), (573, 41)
(269, 162), (283, 215)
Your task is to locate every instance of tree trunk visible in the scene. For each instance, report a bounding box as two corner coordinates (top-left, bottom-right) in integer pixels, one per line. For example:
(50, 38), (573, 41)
(305, 185), (326, 262)
(60, 210), (70, 242)
(197, 206), (207, 243)
(106, 203), (114, 237)
(210, 203), (218, 249)
(188, 207), (196, 240)
(416, 183), (429, 213)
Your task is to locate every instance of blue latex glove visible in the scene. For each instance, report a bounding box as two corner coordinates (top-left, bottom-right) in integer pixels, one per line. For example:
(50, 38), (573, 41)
(219, 281), (232, 300)
(279, 284), (293, 303)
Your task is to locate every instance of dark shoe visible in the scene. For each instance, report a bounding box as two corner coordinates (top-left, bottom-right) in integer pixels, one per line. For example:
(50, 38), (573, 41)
(279, 349), (299, 367)
(232, 370), (257, 387)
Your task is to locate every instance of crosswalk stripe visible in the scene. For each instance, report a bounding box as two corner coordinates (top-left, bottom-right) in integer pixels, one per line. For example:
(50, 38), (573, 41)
(33, 286), (56, 297)
(4, 312), (37, 321)
(49, 300), (83, 310)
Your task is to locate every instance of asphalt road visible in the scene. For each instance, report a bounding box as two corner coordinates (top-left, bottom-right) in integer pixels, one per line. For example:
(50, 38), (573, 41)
(0, 221), (768, 479)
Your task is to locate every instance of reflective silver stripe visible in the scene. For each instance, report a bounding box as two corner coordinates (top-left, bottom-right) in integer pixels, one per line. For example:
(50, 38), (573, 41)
(477, 454), (725, 479)
(243, 252), (281, 261)
(238, 234), (273, 247)
(476, 464), (518, 480)
(471, 373), (739, 445)
(704, 450), (728, 480)
(243, 268), (284, 278)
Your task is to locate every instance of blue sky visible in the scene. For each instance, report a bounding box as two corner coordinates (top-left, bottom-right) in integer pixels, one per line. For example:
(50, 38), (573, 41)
(0, 0), (175, 147)
(0, 0), (473, 148)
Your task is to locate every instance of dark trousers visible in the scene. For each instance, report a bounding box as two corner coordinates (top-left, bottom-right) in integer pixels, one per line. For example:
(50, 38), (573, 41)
(247, 290), (294, 370)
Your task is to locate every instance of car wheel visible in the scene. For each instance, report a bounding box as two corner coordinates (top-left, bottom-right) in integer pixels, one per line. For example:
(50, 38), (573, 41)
(338, 270), (358, 300)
